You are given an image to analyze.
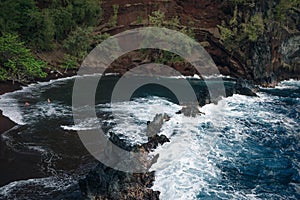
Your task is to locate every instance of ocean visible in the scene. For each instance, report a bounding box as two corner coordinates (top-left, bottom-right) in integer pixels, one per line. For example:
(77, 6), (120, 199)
(0, 76), (299, 199)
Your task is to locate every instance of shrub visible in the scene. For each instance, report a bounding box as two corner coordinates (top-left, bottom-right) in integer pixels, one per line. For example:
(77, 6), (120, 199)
(63, 26), (93, 59)
(0, 33), (46, 83)
(61, 54), (79, 72)
(108, 5), (119, 27)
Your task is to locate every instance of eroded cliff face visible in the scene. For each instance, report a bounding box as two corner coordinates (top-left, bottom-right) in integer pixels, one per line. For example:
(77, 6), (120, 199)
(98, 0), (299, 86)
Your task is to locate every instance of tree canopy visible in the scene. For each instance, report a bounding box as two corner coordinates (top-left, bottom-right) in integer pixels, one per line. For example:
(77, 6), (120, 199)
(0, 33), (46, 83)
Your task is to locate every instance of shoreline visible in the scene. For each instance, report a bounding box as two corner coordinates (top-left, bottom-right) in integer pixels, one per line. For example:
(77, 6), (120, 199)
(0, 68), (296, 135)
(0, 69), (77, 135)
(0, 69), (78, 187)
(0, 70), (298, 198)
(0, 81), (23, 134)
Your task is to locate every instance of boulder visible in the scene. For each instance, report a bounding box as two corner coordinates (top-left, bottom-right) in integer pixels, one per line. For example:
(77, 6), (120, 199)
(235, 79), (259, 97)
(176, 104), (205, 117)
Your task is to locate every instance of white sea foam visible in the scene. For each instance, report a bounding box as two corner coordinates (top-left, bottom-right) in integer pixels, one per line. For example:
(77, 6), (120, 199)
(0, 75), (298, 199)
(0, 74), (104, 125)
(29, 102), (71, 119)
(0, 176), (76, 199)
(202, 74), (232, 79)
(150, 94), (275, 200)
(167, 74), (232, 80)
(104, 72), (120, 76)
(27, 145), (48, 154)
(0, 96), (25, 125)
(267, 79), (300, 90)
(61, 96), (181, 144)
(100, 96), (181, 144)
(61, 118), (99, 131)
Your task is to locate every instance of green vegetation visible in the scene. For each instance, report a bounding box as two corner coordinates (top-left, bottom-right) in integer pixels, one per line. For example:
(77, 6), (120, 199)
(108, 5), (119, 27)
(149, 10), (165, 27)
(0, 0), (104, 83)
(274, 0), (299, 25)
(60, 54), (79, 72)
(243, 13), (264, 42)
(145, 10), (196, 64)
(218, 11), (264, 46)
(0, 0), (297, 83)
(137, 15), (143, 24)
(0, 0), (103, 50)
(0, 33), (46, 83)
(148, 10), (194, 38)
(218, 6), (265, 50)
(218, 0), (299, 51)
(64, 26), (93, 59)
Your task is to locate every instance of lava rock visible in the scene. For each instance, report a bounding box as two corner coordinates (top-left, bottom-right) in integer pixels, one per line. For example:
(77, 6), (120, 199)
(78, 113), (172, 199)
(146, 113), (170, 137)
(235, 79), (259, 97)
(176, 105), (205, 117)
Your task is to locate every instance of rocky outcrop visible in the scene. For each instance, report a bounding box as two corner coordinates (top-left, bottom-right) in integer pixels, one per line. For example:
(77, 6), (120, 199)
(176, 105), (206, 117)
(78, 113), (170, 199)
(79, 163), (160, 200)
(146, 113), (170, 138)
(235, 79), (259, 97)
(278, 34), (300, 80)
(218, 1), (299, 86)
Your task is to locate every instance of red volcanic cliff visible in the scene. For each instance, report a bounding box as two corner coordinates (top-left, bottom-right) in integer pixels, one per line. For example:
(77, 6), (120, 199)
(95, 0), (299, 86)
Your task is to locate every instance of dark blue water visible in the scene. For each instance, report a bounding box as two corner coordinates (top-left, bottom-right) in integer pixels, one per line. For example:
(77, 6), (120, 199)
(150, 80), (300, 199)
(213, 83), (300, 199)
(0, 77), (299, 199)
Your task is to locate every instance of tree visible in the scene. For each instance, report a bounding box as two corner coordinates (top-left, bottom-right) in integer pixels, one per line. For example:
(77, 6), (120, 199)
(0, 33), (46, 83)
(0, 0), (22, 33)
(63, 26), (93, 59)
(72, 0), (103, 26)
(50, 6), (74, 41)
(21, 8), (55, 50)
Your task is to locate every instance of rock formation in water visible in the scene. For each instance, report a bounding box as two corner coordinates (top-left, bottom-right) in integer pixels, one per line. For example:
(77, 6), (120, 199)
(235, 79), (259, 97)
(78, 113), (170, 199)
(176, 105), (206, 117)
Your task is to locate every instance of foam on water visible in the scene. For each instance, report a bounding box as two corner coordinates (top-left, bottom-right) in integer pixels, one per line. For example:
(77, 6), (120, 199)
(150, 88), (300, 200)
(102, 97), (181, 144)
(150, 96), (246, 199)
(0, 78), (73, 125)
(1, 76), (299, 199)
(0, 176), (76, 199)
(202, 74), (232, 79)
(167, 74), (232, 80)
(0, 96), (25, 125)
(59, 81), (299, 199)
(61, 117), (99, 131)
(262, 79), (300, 90)
(62, 96), (181, 144)
(0, 74), (105, 125)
